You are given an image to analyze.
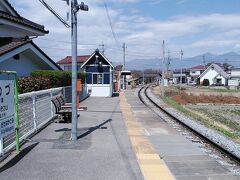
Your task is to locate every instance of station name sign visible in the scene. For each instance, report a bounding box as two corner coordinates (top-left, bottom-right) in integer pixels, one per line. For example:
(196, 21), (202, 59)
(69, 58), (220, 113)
(0, 80), (15, 138)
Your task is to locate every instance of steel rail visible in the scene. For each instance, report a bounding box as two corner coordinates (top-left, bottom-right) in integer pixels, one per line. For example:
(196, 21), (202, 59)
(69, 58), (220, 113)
(138, 86), (240, 165)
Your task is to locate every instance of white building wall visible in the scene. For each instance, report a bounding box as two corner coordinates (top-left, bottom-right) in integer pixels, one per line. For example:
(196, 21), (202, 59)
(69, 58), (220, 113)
(215, 74), (226, 85)
(200, 68), (218, 85)
(231, 70), (240, 77)
(229, 79), (239, 86)
(87, 84), (111, 97)
(190, 70), (201, 77)
(59, 63), (84, 71)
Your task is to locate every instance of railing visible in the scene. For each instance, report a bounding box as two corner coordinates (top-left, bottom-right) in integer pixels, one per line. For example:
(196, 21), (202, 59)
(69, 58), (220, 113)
(1, 85), (88, 156)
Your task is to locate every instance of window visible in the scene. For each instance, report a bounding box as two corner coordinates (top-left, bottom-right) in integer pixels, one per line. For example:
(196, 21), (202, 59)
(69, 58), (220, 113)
(64, 66), (71, 71)
(93, 73), (103, 84)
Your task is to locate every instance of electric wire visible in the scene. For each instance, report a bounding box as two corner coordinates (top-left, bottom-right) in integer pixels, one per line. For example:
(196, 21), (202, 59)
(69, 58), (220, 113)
(103, 0), (120, 47)
(39, 0), (70, 28)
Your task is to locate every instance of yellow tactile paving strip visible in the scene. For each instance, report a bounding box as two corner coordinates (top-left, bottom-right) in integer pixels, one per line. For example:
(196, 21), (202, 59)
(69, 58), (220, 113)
(120, 92), (175, 180)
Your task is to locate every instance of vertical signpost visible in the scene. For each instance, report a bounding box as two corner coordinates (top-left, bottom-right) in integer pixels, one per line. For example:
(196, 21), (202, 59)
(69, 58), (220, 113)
(0, 71), (19, 155)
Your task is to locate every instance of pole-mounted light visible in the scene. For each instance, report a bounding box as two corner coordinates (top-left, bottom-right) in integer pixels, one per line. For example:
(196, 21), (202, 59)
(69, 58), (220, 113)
(71, 0), (89, 142)
(78, 2), (88, 11)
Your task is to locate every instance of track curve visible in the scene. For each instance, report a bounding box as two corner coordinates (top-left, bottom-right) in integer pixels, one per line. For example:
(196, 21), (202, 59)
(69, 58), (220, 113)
(138, 85), (240, 165)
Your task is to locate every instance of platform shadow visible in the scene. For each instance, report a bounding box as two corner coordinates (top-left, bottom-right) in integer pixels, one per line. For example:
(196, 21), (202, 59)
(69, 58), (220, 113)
(0, 142), (39, 173)
(77, 119), (112, 139)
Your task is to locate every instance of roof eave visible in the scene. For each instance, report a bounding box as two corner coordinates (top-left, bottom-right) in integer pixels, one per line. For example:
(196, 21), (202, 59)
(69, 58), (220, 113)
(2, 0), (20, 17)
(0, 14), (49, 36)
(30, 42), (62, 70)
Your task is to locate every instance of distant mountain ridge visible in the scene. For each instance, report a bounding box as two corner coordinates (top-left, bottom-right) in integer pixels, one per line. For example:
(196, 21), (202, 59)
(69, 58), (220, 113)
(114, 52), (240, 70)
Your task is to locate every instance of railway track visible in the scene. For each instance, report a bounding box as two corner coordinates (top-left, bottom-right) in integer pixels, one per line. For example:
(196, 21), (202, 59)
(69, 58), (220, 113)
(138, 85), (240, 166)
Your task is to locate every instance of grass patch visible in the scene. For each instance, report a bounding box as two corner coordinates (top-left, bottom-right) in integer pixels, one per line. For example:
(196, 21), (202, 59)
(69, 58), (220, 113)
(162, 96), (240, 140)
(230, 109), (240, 116)
(216, 127), (238, 138)
(197, 86), (240, 93)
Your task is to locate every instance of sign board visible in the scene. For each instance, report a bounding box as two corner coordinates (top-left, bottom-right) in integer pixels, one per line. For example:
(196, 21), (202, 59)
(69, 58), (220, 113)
(0, 80), (15, 138)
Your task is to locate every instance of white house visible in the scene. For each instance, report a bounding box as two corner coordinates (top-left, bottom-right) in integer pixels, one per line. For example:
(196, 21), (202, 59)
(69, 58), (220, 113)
(0, 0), (61, 76)
(81, 49), (114, 97)
(0, 40), (62, 76)
(229, 67), (240, 87)
(57, 55), (90, 71)
(199, 64), (230, 86)
(189, 65), (207, 81)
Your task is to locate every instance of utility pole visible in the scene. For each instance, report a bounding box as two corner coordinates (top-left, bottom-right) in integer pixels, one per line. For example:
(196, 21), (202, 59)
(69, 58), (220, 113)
(167, 50), (171, 72)
(39, 0), (88, 142)
(123, 43), (126, 70)
(161, 40), (165, 97)
(180, 50), (183, 85)
(99, 43), (105, 55)
(71, 0), (88, 141)
(123, 43), (126, 89)
(143, 70), (145, 85)
(202, 55), (206, 66)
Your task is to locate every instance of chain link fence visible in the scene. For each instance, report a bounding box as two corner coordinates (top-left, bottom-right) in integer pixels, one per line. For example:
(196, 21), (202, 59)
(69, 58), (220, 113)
(1, 85), (88, 155)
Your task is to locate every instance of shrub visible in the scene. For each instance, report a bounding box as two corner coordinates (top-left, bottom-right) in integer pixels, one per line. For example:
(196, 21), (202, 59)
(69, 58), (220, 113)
(17, 77), (51, 94)
(197, 78), (200, 85)
(31, 70), (86, 87)
(202, 79), (210, 86)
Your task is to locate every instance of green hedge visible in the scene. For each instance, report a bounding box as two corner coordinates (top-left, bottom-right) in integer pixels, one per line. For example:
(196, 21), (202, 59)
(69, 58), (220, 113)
(31, 70), (86, 88)
(18, 77), (51, 94)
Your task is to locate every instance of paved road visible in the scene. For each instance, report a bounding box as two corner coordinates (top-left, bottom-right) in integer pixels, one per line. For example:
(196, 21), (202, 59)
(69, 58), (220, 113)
(0, 96), (143, 180)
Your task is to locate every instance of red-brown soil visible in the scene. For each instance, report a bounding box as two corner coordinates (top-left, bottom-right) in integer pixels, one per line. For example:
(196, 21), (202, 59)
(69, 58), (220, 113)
(171, 92), (240, 104)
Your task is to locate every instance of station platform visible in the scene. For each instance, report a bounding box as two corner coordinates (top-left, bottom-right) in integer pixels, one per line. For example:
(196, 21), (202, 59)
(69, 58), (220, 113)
(123, 88), (239, 180)
(0, 96), (143, 180)
(0, 89), (239, 180)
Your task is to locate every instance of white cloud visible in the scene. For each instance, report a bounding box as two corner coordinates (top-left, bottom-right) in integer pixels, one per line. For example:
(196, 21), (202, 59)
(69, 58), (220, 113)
(9, 0), (240, 62)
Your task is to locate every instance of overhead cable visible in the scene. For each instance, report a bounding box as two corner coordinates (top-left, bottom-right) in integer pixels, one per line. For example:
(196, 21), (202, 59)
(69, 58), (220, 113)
(103, 0), (120, 47)
(39, 0), (70, 28)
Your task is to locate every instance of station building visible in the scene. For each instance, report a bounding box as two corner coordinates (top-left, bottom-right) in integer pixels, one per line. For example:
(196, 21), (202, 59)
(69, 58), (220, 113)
(81, 49), (114, 97)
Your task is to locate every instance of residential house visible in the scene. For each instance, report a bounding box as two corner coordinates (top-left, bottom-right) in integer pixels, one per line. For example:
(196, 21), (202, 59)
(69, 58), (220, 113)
(57, 55), (90, 71)
(189, 65), (207, 82)
(199, 63), (230, 86)
(0, 0), (61, 76)
(172, 69), (189, 84)
(229, 67), (240, 87)
(0, 40), (61, 76)
(0, 0), (48, 37)
(81, 49), (114, 97)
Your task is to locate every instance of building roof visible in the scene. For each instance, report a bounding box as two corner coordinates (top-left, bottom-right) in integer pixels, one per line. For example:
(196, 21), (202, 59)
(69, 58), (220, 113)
(3, 0), (20, 17)
(189, 65), (207, 70)
(199, 63), (230, 79)
(0, 39), (62, 70)
(81, 49), (114, 68)
(57, 55), (91, 64)
(231, 67), (240, 70)
(0, 39), (30, 56)
(0, 11), (48, 34)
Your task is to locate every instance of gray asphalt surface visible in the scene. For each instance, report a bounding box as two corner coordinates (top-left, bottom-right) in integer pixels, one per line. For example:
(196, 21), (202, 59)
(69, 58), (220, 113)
(0, 96), (143, 180)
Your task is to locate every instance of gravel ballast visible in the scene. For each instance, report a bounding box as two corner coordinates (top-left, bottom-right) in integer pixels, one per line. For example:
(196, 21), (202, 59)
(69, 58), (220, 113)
(147, 87), (240, 161)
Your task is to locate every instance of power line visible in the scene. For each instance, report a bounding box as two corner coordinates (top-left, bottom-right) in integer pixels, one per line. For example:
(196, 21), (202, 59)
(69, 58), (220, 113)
(38, 0), (70, 28)
(37, 38), (99, 46)
(103, 0), (120, 47)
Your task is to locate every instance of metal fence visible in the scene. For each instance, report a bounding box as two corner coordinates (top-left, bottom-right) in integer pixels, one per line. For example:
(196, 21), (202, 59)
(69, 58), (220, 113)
(1, 85), (88, 155)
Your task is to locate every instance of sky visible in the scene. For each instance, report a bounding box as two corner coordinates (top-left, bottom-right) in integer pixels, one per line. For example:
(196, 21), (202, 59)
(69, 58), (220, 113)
(9, 0), (240, 63)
